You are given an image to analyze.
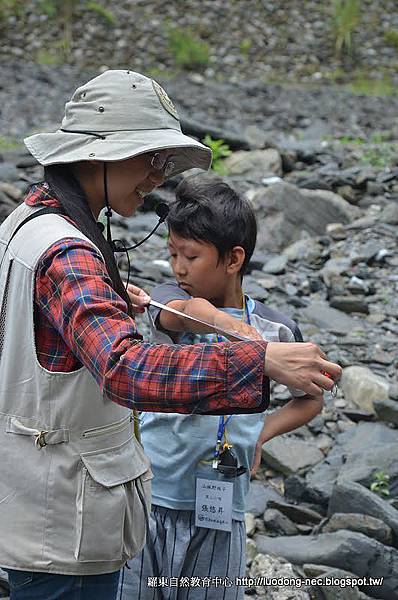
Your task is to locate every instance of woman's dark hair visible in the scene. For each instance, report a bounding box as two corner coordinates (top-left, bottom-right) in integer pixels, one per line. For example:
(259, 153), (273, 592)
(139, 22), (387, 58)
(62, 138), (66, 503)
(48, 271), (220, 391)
(44, 164), (133, 314)
(168, 177), (257, 275)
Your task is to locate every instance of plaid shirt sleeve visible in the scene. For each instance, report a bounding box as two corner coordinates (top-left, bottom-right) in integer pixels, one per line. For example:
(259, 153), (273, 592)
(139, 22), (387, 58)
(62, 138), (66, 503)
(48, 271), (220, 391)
(36, 239), (270, 415)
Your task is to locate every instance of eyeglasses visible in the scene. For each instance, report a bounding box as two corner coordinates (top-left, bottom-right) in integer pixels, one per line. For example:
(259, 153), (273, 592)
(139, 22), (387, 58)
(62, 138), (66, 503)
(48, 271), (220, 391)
(150, 152), (176, 178)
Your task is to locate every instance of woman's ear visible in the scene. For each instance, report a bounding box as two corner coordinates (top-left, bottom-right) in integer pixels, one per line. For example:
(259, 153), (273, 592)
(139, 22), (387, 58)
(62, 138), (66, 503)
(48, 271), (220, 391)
(227, 246), (245, 275)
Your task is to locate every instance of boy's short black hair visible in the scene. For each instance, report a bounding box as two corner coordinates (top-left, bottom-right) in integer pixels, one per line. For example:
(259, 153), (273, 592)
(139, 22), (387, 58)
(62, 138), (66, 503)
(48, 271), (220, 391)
(168, 176), (257, 275)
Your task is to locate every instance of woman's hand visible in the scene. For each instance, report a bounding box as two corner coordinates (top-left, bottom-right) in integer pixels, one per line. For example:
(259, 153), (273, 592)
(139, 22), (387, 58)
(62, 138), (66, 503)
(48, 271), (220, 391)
(126, 283), (151, 314)
(264, 342), (342, 396)
(213, 312), (263, 341)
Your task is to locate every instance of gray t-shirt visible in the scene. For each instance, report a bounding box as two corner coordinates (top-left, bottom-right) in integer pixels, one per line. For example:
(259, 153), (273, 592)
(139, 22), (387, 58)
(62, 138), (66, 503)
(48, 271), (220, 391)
(141, 282), (305, 521)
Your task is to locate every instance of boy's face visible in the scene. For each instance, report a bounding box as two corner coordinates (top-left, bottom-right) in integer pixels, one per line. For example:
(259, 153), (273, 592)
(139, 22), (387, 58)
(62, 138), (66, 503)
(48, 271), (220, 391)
(168, 231), (231, 303)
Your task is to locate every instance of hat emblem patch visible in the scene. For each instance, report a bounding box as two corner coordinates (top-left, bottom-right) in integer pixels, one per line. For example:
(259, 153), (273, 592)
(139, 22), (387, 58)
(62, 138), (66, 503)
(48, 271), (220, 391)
(152, 80), (179, 120)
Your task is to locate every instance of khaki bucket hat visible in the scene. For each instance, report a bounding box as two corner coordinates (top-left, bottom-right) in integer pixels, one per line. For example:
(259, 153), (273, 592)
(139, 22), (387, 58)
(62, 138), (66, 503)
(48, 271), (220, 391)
(24, 70), (212, 177)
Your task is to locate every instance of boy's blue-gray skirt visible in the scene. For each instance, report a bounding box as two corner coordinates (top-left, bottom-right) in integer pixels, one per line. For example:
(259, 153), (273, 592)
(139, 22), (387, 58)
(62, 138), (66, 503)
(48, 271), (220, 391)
(118, 505), (246, 600)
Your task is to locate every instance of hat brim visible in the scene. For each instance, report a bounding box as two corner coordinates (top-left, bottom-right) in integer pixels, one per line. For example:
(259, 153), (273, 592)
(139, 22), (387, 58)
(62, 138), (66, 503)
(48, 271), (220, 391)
(24, 128), (212, 176)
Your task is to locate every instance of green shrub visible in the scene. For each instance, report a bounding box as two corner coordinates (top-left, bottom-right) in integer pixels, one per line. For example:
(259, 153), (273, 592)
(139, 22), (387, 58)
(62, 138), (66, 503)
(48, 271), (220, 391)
(35, 47), (63, 65)
(86, 1), (117, 26)
(348, 74), (396, 97)
(36, 0), (116, 60)
(0, 135), (20, 151)
(384, 29), (398, 50)
(333, 0), (360, 57)
(239, 39), (252, 58)
(0, 0), (22, 20)
(202, 134), (231, 175)
(370, 470), (390, 498)
(360, 146), (397, 169)
(167, 27), (210, 71)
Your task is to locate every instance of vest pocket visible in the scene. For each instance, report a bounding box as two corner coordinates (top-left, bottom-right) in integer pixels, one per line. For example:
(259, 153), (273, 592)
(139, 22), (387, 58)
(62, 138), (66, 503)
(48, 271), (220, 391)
(75, 436), (152, 563)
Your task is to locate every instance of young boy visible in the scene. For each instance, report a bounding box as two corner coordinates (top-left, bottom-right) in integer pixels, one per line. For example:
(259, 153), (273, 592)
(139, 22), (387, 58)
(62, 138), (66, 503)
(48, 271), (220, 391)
(119, 178), (323, 600)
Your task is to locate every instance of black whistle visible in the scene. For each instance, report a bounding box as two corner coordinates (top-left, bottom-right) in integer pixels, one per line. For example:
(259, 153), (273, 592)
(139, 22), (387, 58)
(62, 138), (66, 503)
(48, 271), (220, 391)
(217, 448), (247, 478)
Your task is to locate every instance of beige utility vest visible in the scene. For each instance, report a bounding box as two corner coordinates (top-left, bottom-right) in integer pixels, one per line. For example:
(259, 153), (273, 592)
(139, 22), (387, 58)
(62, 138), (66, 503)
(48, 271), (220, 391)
(0, 203), (152, 575)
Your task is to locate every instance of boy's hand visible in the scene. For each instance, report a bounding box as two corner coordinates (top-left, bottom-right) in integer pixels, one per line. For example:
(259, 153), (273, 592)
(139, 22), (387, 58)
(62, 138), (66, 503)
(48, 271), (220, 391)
(264, 342), (341, 396)
(126, 283), (151, 314)
(251, 426), (269, 477)
(213, 313), (263, 341)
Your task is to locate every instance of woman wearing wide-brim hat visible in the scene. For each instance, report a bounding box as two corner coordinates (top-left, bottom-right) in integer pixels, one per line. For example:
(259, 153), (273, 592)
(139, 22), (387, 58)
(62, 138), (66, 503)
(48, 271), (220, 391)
(0, 70), (341, 599)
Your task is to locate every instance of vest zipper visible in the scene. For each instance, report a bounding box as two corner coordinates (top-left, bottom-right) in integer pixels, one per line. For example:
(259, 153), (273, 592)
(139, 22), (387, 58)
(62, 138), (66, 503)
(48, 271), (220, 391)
(82, 414), (133, 438)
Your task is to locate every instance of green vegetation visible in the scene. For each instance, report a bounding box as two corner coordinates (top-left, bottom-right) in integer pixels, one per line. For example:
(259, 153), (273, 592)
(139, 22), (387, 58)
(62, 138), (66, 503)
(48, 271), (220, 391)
(370, 470), (390, 498)
(86, 1), (117, 26)
(348, 73), (397, 97)
(0, 0), (21, 20)
(360, 145), (398, 169)
(239, 39), (252, 58)
(167, 26), (210, 71)
(35, 47), (63, 65)
(384, 29), (398, 51)
(33, 1), (117, 60)
(333, 0), (360, 57)
(0, 135), (21, 151)
(336, 135), (365, 145)
(324, 134), (398, 169)
(202, 135), (231, 175)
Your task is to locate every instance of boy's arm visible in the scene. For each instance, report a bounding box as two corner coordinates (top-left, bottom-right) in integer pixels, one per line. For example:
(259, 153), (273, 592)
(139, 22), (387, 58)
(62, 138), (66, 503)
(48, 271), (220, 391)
(251, 393), (324, 475)
(159, 297), (263, 341)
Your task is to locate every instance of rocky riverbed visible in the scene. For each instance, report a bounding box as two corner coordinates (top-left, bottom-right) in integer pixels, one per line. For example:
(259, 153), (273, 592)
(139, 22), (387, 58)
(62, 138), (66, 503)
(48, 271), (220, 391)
(1, 0), (398, 87)
(0, 61), (397, 599)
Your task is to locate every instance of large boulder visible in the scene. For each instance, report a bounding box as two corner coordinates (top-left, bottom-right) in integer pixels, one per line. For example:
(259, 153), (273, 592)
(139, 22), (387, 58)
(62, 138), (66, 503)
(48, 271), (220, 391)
(329, 479), (398, 544)
(286, 423), (398, 506)
(224, 148), (282, 176)
(341, 366), (390, 412)
(250, 183), (358, 252)
(254, 531), (398, 599)
(261, 435), (324, 476)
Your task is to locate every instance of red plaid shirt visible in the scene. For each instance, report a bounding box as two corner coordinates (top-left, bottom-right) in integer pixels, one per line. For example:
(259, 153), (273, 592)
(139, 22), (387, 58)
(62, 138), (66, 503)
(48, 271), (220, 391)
(25, 184), (269, 415)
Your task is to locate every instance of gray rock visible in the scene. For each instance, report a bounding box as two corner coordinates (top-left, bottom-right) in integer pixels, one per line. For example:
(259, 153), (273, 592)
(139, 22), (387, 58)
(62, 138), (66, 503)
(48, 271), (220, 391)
(337, 443), (398, 491)
(254, 530), (398, 599)
(252, 183), (357, 252)
(296, 423), (398, 506)
(352, 241), (382, 264)
(320, 257), (352, 286)
(300, 188), (360, 222)
(0, 568), (8, 598)
(245, 512), (256, 537)
(263, 508), (300, 535)
(374, 398), (398, 426)
(223, 149), (282, 176)
(380, 203), (398, 225)
(262, 255), (287, 274)
(283, 236), (323, 262)
(261, 436), (324, 476)
(326, 222), (348, 240)
(15, 156), (39, 168)
(267, 500), (323, 525)
(390, 384), (398, 401)
(341, 366), (390, 412)
(249, 553), (311, 599)
(329, 296), (369, 314)
(0, 162), (19, 182)
(0, 182), (22, 201)
(246, 482), (283, 517)
(301, 302), (359, 334)
(320, 512), (393, 545)
(329, 479), (398, 542)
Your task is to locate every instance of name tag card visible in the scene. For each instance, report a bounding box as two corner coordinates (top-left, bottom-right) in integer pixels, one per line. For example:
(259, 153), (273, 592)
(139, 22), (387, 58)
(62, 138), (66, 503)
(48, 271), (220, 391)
(195, 477), (233, 532)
